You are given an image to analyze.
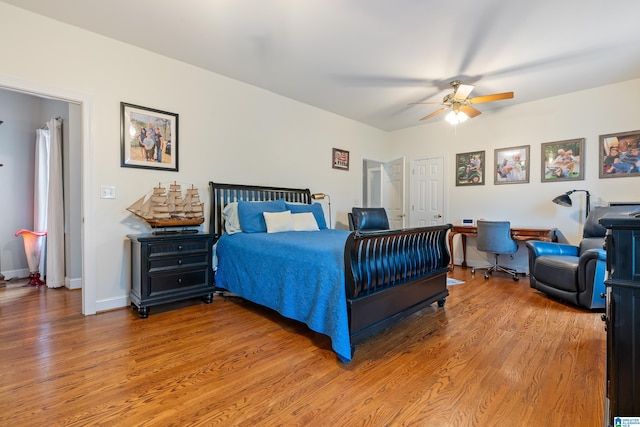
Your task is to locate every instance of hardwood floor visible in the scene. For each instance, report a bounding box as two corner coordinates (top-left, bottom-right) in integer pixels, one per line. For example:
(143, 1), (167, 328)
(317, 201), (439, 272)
(0, 269), (605, 426)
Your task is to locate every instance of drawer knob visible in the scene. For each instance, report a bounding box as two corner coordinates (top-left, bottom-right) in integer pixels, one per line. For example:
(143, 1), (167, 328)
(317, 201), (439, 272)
(177, 259), (183, 265)
(178, 245), (183, 251)
(177, 278), (182, 285)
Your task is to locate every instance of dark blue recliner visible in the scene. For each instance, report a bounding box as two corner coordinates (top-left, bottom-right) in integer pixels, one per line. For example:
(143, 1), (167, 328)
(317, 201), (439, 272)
(526, 205), (637, 309)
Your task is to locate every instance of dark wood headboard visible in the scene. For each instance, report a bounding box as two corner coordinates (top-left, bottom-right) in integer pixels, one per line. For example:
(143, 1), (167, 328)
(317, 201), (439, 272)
(208, 182), (311, 237)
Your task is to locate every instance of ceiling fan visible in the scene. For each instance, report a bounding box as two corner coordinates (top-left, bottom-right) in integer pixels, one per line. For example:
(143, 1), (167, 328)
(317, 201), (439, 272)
(411, 80), (514, 123)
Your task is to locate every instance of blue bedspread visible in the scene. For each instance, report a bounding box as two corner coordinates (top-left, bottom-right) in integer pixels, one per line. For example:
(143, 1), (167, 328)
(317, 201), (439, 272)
(215, 229), (353, 362)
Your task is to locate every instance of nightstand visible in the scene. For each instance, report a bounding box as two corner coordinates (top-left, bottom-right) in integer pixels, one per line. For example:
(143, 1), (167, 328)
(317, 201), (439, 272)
(128, 232), (215, 318)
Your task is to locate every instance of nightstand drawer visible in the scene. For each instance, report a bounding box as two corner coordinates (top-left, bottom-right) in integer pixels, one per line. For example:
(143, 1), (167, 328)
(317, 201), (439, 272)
(148, 269), (208, 295)
(148, 254), (209, 271)
(147, 240), (209, 257)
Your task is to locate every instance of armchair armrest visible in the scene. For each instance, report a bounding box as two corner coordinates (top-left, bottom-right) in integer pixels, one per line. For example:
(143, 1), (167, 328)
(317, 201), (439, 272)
(578, 248), (606, 284)
(580, 248), (606, 262)
(578, 248), (606, 283)
(525, 241), (579, 257)
(578, 248), (607, 309)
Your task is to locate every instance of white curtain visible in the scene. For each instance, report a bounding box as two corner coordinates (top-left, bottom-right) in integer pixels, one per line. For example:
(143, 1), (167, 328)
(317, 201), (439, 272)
(34, 118), (64, 288)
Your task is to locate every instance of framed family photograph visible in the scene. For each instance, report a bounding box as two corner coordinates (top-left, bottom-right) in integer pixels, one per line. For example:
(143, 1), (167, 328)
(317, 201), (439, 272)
(599, 129), (640, 178)
(456, 150), (485, 186)
(121, 102), (179, 171)
(541, 138), (585, 182)
(332, 148), (350, 171)
(494, 145), (530, 185)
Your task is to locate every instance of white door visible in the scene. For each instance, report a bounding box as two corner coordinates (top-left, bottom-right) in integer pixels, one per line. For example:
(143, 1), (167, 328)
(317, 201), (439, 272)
(382, 157), (405, 229)
(410, 156), (445, 226)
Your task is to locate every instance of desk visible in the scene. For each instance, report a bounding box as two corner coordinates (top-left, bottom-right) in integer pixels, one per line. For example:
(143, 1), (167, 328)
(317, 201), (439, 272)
(448, 225), (558, 270)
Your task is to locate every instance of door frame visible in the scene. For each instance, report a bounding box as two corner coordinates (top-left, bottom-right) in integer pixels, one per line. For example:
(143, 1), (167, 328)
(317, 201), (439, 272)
(362, 158), (383, 208)
(1, 75), (96, 315)
(362, 158), (405, 228)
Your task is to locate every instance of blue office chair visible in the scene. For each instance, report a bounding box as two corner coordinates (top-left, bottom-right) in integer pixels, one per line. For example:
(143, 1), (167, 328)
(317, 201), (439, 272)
(471, 220), (520, 281)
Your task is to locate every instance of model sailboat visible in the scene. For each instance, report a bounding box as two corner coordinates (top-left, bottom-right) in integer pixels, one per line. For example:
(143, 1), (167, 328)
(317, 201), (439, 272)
(127, 182), (204, 228)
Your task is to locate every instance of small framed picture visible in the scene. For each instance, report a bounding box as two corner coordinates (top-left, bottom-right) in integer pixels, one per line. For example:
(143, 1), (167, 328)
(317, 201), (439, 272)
(599, 130), (640, 178)
(494, 145), (530, 185)
(541, 138), (585, 182)
(332, 148), (349, 171)
(456, 150), (485, 186)
(121, 102), (178, 171)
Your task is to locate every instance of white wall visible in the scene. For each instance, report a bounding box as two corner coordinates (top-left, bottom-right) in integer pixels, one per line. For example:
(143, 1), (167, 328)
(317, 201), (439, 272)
(0, 4), (387, 311)
(387, 79), (640, 271)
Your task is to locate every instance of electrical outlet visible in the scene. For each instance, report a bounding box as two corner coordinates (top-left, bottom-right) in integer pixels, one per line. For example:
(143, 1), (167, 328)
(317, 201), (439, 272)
(101, 185), (116, 199)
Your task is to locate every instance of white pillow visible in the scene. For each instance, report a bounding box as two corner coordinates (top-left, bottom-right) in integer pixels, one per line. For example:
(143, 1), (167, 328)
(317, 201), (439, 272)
(292, 212), (320, 231)
(263, 210), (294, 233)
(222, 202), (243, 234)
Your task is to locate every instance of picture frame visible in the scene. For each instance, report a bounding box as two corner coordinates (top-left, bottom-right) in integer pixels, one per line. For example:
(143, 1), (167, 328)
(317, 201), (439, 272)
(599, 129), (640, 178)
(121, 102), (178, 171)
(455, 150), (485, 186)
(332, 148), (350, 171)
(494, 145), (530, 185)
(541, 138), (585, 182)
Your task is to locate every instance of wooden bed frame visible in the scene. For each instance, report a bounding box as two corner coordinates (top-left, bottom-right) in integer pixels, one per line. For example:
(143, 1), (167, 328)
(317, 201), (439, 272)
(209, 181), (452, 357)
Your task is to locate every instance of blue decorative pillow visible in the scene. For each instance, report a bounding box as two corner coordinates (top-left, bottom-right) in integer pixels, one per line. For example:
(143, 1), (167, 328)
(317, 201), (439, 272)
(285, 202), (327, 229)
(238, 199), (286, 233)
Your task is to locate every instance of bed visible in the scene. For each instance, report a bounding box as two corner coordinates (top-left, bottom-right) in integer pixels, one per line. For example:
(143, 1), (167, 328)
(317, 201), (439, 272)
(210, 181), (452, 362)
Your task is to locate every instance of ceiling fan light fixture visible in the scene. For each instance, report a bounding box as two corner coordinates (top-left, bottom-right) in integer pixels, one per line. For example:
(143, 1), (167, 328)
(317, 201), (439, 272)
(411, 81), (514, 124)
(445, 110), (468, 125)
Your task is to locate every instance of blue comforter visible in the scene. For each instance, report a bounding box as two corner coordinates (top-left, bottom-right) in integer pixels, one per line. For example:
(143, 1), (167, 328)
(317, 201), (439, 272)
(215, 229), (353, 362)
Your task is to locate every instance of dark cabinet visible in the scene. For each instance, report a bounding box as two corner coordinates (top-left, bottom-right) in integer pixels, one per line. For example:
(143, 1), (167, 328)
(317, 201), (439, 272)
(600, 216), (640, 425)
(128, 232), (215, 318)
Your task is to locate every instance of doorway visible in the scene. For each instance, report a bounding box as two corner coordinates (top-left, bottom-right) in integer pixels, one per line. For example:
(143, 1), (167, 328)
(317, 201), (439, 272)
(0, 78), (93, 314)
(362, 159), (382, 208)
(362, 157), (406, 229)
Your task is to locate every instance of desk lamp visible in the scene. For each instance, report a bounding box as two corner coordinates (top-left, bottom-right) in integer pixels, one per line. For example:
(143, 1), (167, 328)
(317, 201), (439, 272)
(552, 189), (591, 218)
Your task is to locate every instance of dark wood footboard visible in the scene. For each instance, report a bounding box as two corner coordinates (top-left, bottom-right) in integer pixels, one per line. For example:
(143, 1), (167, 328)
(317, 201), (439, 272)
(344, 225), (452, 347)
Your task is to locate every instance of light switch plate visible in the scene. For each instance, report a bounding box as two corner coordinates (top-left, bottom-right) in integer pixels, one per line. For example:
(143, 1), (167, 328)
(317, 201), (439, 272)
(101, 185), (116, 199)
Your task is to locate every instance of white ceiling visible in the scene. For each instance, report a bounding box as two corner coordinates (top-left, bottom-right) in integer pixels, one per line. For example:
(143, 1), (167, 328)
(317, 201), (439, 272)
(5, 0), (640, 131)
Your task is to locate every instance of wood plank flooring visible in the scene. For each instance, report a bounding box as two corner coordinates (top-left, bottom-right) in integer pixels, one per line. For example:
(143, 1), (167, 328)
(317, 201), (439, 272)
(0, 269), (605, 426)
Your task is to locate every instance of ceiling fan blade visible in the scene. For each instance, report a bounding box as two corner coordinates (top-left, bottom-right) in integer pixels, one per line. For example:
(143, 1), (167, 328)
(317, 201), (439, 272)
(419, 107), (449, 121)
(460, 105), (482, 118)
(454, 84), (475, 100)
(469, 91), (514, 104)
